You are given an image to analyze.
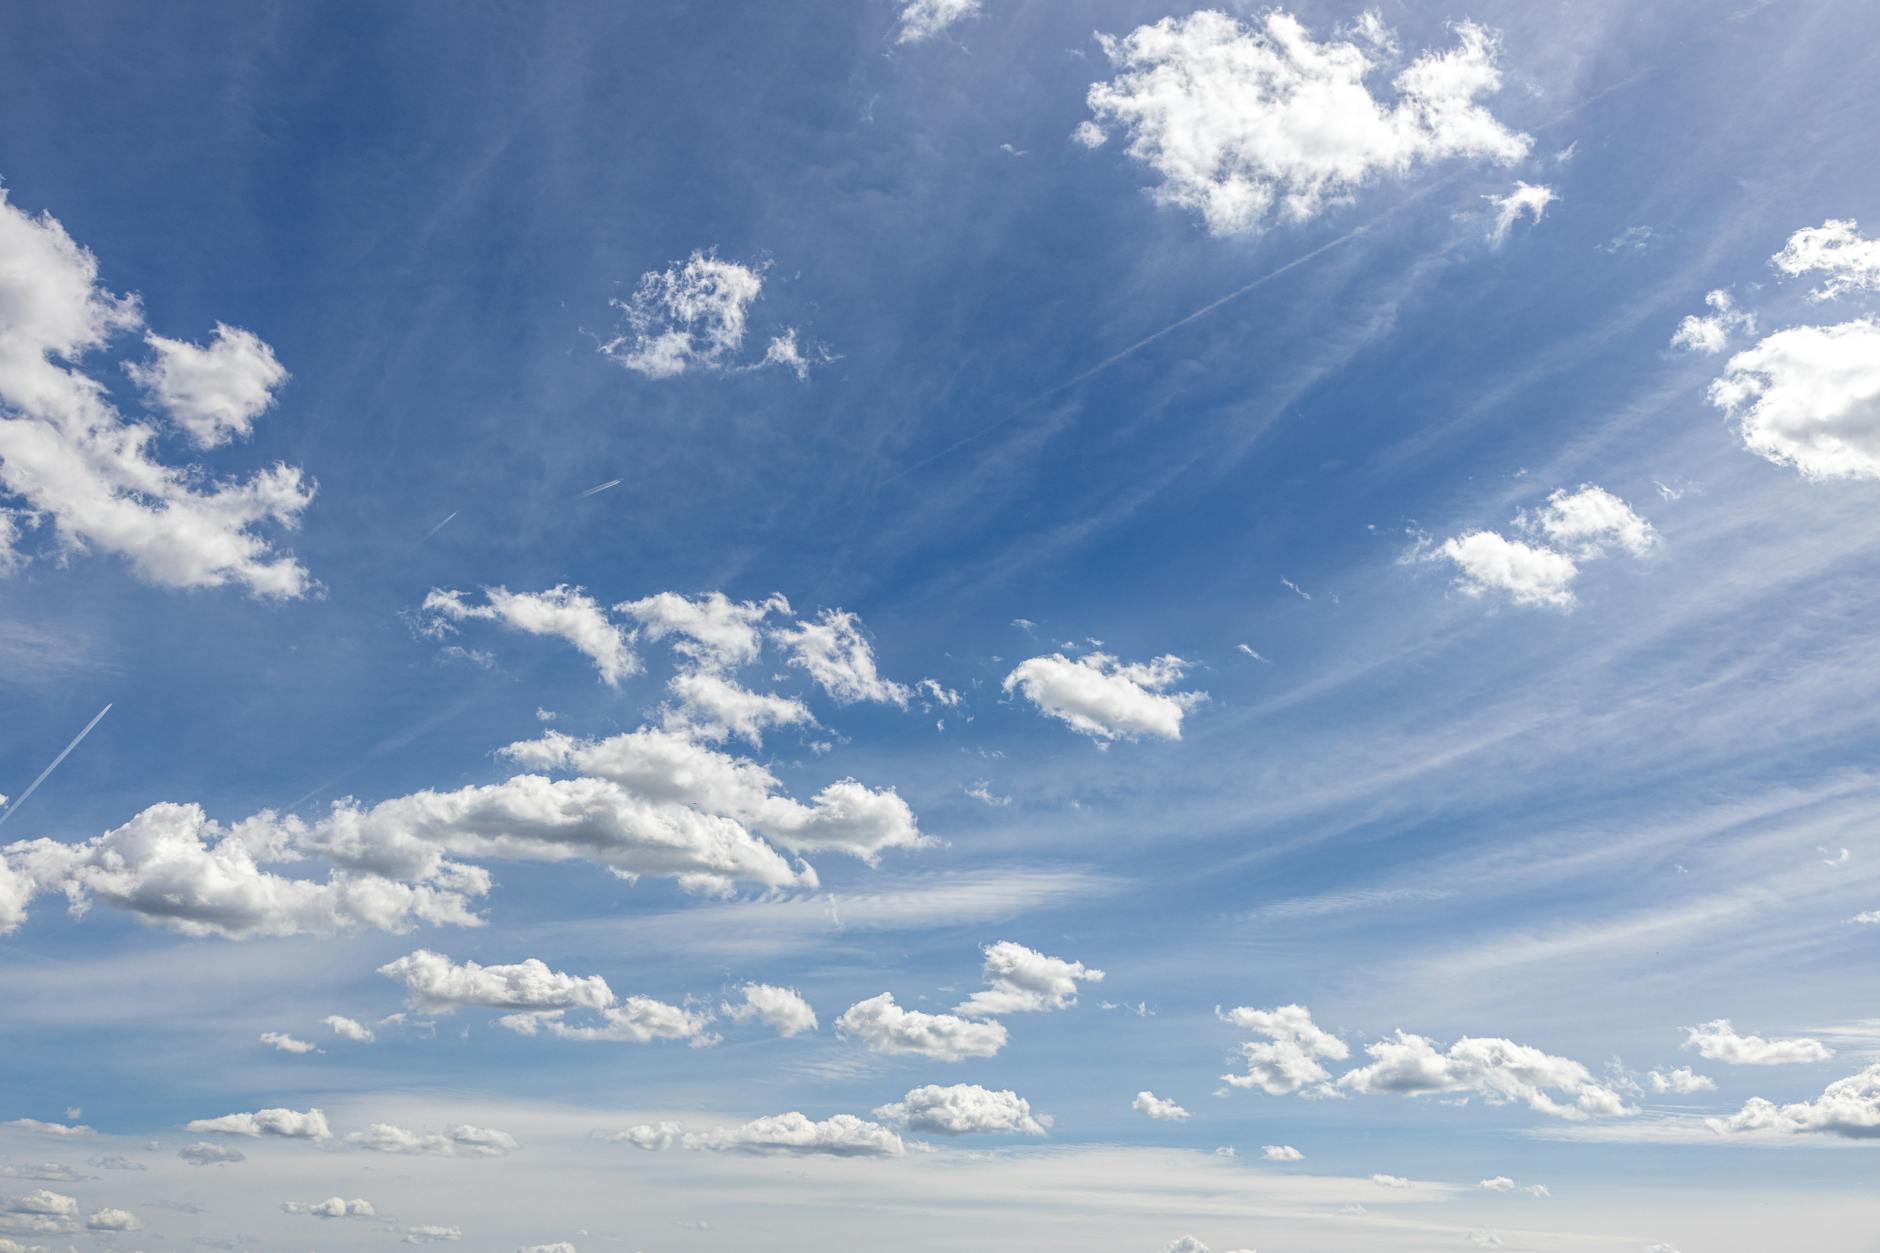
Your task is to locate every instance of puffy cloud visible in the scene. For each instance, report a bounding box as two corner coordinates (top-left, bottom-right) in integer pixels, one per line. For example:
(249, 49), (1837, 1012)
(1708, 1064), (1880, 1138)
(1337, 1032), (1633, 1120)
(1770, 218), (1880, 300)
(0, 185), (314, 596)
(875, 1084), (1049, 1136)
(1670, 289), (1755, 354)
(1371, 1173), (1410, 1188)
(595, 1122), (680, 1151)
(1262, 1143), (1303, 1160)
(420, 586), (637, 686)
(1646, 1067), (1715, 1094)
(773, 609), (909, 706)
(835, 993), (1008, 1061)
(2, 801), (488, 939)
(600, 251), (764, 379)
(185, 1107), (332, 1140)
(1003, 652), (1204, 743)
(895, 0), (980, 45)
(661, 670), (816, 746)
(325, 1015), (375, 1043)
(84, 1207), (140, 1232)
(1708, 319), (1880, 480)
(1082, 11), (1528, 235)
(1684, 1019), (1833, 1066)
(1218, 1003), (1350, 1095)
(1434, 531), (1579, 608)
(1479, 1176), (1516, 1191)
(176, 1142), (245, 1166)
(682, 1112), (904, 1157)
(343, 1123), (517, 1157)
(500, 997), (715, 1047)
(3, 1190), (76, 1217)
(378, 950), (614, 1014)
(125, 323), (287, 447)
(956, 940), (1104, 1017)
(1430, 484), (1655, 609)
(722, 983), (818, 1037)
(1521, 485), (1657, 560)
(1132, 1091), (1190, 1121)
(758, 329), (828, 379)
(1485, 182), (1554, 245)
(1163, 1239), (1210, 1253)
(282, 1197), (375, 1218)
(617, 591), (789, 672)
(259, 1031), (320, 1054)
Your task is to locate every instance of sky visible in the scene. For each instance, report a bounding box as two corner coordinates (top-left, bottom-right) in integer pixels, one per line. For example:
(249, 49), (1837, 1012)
(2, 1), (1879, 1250)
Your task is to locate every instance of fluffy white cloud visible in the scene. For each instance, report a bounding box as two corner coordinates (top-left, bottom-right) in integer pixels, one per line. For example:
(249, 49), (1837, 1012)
(1004, 652), (1204, 742)
(282, 1197), (376, 1218)
(956, 941), (1104, 1017)
(259, 1031), (319, 1054)
(1218, 1003), (1350, 1095)
(85, 1207), (141, 1232)
(125, 323), (287, 447)
(661, 670), (816, 746)
(420, 586), (638, 686)
(1431, 484), (1654, 609)
(325, 1015), (375, 1043)
(3, 1189), (76, 1216)
(1337, 1031), (1633, 1120)
(1706, 1064), (1880, 1138)
(895, 0), (980, 44)
(1262, 1143), (1303, 1161)
(1646, 1067), (1715, 1094)
(0, 186), (314, 596)
(1132, 1091), (1190, 1121)
(601, 251), (764, 378)
(722, 983), (818, 1037)
(186, 1107), (331, 1139)
(1771, 218), (1880, 300)
(617, 591), (789, 672)
(1486, 182), (1554, 245)
(773, 609), (909, 706)
(502, 997), (715, 1047)
(1670, 289), (1755, 354)
(1371, 1173), (1410, 1188)
(1435, 531), (1580, 608)
(835, 993), (1008, 1061)
(682, 1112), (904, 1157)
(1479, 1175), (1516, 1191)
(1522, 485), (1657, 559)
(1082, 11), (1528, 235)
(1684, 1019), (1833, 1066)
(1708, 319), (1880, 480)
(378, 950), (614, 1014)
(595, 1122), (681, 1150)
(342, 1123), (517, 1157)
(875, 1084), (1049, 1136)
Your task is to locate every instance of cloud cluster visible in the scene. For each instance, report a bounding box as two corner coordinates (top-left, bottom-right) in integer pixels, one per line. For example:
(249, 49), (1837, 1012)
(1707, 1064), (1880, 1138)
(1430, 484), (1656, 609)
(600, 251), (819, 380)
(1338, 1031), (1633, 1120)
(1004, 651), (1204, 742)
(379, 950), (614, 1015)
(1218, 1003), (1350, 1095)
(1082, 11), (1529, 235)
(1670, 289), (1755, 354)
(282, 1197), (375, 1219)
(721, 982), (818, 1037)
(874, 1084), (1049, 1136)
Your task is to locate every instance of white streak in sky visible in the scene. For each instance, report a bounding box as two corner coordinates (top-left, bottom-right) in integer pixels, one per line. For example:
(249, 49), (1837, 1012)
(0, 703), (112, 829)
(578, 478), (623, 498)
(420, 511), (457, 541)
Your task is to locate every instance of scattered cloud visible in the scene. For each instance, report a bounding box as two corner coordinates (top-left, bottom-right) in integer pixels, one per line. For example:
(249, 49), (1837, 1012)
(1338, 1032), (1634, 1120)
(834, 992), (1007, 1061)
(875, 1084), (1049, 1136)
(1684, 1019), (1833, 1065)
(1132, 1091), (1191, 1121)
(1428, 484), (1656, 609)
(125, 322), (287, 447)
(1709, 319), (1880, 480)
(600, 250), (764, 379)
(682, 1112), (904, 1157)
(1670, 289), (1756, 354)
(342, 1122), (517, 1157)
(955, 940), (1104, 1017)
(325, 1015), (375, 1043)
(895, 0), (981, 46)
(184, 1107), (332, 1140)
(1770, 218), (1880, 300)
(1218, 1003), (1350, 1095)
(1004, 651), (1205, 742)
(259, 1031), (320, 1055)
(773, 609), (909, 706)
(1262, 1144), (1303, 1161)
(1706, 1063), (1880, 1138)
(420, 586), (638, 686)
(282, 1197), (376, 1219)
(721, 982), (818, 1037)
(1485, 182), (1554, 245)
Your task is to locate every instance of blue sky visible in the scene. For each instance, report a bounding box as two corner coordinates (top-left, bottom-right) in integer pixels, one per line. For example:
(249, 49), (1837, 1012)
(3, 1), (1880, 1249)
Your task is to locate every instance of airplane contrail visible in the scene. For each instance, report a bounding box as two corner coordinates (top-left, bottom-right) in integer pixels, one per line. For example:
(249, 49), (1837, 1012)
(577, 478), (622, 498)
(420, 510), (458, 541)
(0, 703), (113, 829)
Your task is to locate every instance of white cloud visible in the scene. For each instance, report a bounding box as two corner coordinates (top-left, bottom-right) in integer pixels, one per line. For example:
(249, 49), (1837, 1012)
(1261, 1144), (1303, 1161)
(1684, 1019), (1833, 1065)
(420, 586), (638, 686)
(1337, 1032), (1634, 1120)
(1485, 182), (1554, 245)
(758, 328), (827, 379)
(0, 186), (314, 596)
(404, 1225), (464, 1243)
(1371, 1173), (1410, 1188)
(1708, 319), (1880, 480)
(595, 1122), (680, 1150)
(501, 997), (716, 1047)
(259, 1031), (320, 1054)
(1706, 1063), (1880, 1138)
(176, 1142), (244, 1165)
(1218, 1003), (1350, 1095)
(722, 982), (818, 1037)
(660, 670), (816, 746)
(617, 590), (788, 672)
(1082, 11), (1529, 235)
(1770, 218), (1880, 300)
(773, 609), (909, 706)
(1646, 1067), (1715, 1094)
(125, 322), (287, 447)
(1436, 531), (1579, 607)
(185, 1108), (332, 1139)
(601, 251), (765, 378)
(1670, 289), (1755, 354)
(875, 1084), (1050, 1136)
(1521, 485), (1657, 559)
(682, 1112), (904, 1157)
(834, 992), (1008, 1061)
(1431, 484), (1654, 609)
(1479, 1176), (1515, 1191)
(378, 950), (613, 1013)
(84, 1207), (140, 1232)
(325, 1015), (375, 1043)
(0, 1120), (90, 1137)
(1004, 652), (1204, 742)
(895, 0), (980, 45)
(1132, 1091), (1190, 1121)
(955, 940), (1104, 1016)
(342, 1123), (517, 1157)
(282, 1197), (376, 1219)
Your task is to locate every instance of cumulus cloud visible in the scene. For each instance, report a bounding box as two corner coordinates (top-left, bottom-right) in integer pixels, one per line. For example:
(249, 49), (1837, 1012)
(125, 322), (287, 447)
(84, 1206), (140, 1232)
(1708, 319), (1880, 480)
(1670, 289), (1755, 354)
(378, 950), (614, 1014)
(1479, 1175), (1516, 1191)
(955, 941), (1104, 1017)
(619, 591), (789, 673)
(682, 1112), (904, 1157)
(600, 251), (765, 379)
(420, 586), (638, 686)
(502, 997), (715, 1047)
(1432, 531), (1579, 608)
(325, 1015), (375, 1043)
(595, 1122), (681, 1151)
(1218, 1003), (1350, 1095)
(1429, 484), (1655, 609)
(1262, 1143), (1304, 1160)
(343, 1123), (517, 1157)
(1082, 10), (1529, 235)
(773, 609), (909, 706)
(1684, 1019), (1833, 1066)
(1646, 1066), (1715, 1094)
(1132, 1091), (1190, 1121)
(660, 670), (816, 746)
(1337, 1032), (1633, 1120)
(259, 1031), (320, 1054)
(1003, 652), (1204, 742)
(184, 1108), (332, 1140)
(282, 1197), (375, 1219)
(1770, 218), (1880, 300)
(176, 1142), (245, 1166)
(835, 993), (1008, 1061)
(0, 185), (314, 595)
(1485, 182), (1554, 245)
(1706, 1064), (1880, 1138)
(875, 1084), (1049, 1136)
(1371, 1173), (1410, 1188)
(895, 0), (980, 45)
(721, 983), (818, 1037)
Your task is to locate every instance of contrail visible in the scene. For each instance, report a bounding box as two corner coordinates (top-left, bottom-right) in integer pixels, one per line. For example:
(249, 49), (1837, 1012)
(577, 478), (622, 498)
(0, 703), (112, 829)
(420, 511), (457, 541)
